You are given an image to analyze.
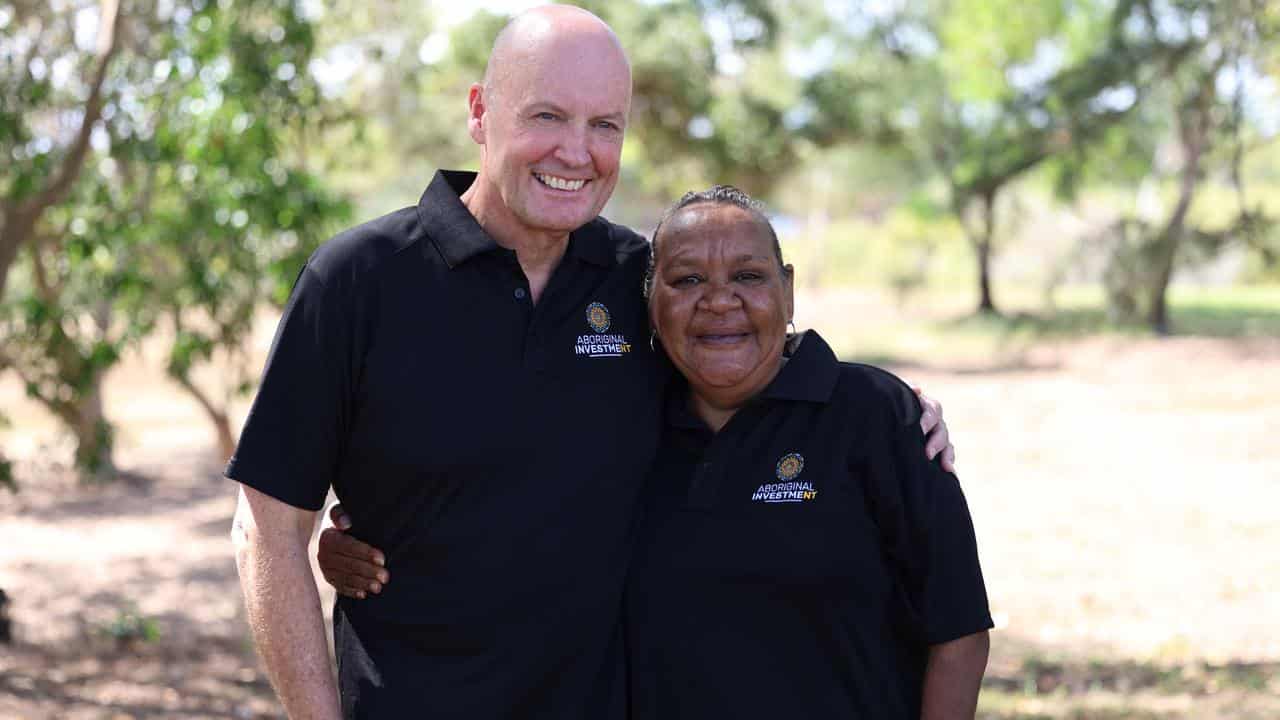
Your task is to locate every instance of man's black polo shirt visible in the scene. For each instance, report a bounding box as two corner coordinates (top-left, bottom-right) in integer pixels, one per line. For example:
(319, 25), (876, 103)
(227, 170), (666, 719)
(626, 331), (992, 719)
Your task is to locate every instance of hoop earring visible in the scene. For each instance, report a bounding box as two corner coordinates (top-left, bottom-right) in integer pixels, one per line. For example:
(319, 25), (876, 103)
(787, 320), (797, 336)
(649, 332), (657, 351)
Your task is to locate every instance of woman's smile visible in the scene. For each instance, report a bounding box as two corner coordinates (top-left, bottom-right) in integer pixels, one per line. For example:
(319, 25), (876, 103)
(693, 330), (751, 345)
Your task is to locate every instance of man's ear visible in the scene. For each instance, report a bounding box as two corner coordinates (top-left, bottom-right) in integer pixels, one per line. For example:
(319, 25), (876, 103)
(467, 83), (487, 145)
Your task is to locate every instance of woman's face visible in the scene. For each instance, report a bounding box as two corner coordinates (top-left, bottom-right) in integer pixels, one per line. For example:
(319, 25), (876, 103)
(649, 203), (794, 403)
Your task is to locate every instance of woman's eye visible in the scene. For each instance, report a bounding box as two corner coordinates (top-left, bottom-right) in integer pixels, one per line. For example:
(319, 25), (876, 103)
(673, 275), (701, 287)
(736, 271), (764, 282)
(536, 112), (558, 121)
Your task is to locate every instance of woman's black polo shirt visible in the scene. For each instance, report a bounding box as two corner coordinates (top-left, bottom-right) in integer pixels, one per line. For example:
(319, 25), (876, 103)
(626, 331), (992, 719)
(226, 170), (667, 719)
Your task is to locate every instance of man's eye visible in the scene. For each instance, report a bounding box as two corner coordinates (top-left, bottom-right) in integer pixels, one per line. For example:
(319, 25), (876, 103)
(596, 121), (620, 131)
(736, 271), (764, 282)
(535, 112), (559, 121)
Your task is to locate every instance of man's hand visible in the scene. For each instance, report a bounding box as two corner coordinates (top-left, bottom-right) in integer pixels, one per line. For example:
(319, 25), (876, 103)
(318, 504), (390, 599)
(232, 485), (341, 720)
(915, 387), (956, 474)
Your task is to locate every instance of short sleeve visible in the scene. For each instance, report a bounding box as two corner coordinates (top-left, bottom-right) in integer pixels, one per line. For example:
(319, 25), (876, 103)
(861, 386), (993, 646)
(225, 264), (354, 511)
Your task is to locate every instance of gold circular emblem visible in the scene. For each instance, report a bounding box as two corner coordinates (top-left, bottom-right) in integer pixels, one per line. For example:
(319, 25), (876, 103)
(586, 302), (611, 333)
(775, 453), (804, 481)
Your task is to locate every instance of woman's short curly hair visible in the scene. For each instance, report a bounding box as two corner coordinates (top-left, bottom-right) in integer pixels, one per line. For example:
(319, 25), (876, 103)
(642, 185), (785, 300)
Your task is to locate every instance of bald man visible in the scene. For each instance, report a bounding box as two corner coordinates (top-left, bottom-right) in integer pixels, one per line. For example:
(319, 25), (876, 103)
(228, 6), (953, 718)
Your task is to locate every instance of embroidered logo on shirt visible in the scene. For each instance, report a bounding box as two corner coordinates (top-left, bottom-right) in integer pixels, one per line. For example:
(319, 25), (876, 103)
(752, 453), (816, 503)
(775, 452), (805, 481)
(575, 302), (632, 358)
(586, 302), (611, 333)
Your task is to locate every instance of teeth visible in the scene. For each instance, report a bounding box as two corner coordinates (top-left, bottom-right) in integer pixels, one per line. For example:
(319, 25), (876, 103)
(536, 173), (586, 191)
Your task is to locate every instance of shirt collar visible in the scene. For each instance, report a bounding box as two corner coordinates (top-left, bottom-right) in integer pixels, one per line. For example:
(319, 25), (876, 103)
(418, 169), (615, 270)
(758, 330), (841, 404)
(418, 170), (497, 269)
(662, 329), (842, 431)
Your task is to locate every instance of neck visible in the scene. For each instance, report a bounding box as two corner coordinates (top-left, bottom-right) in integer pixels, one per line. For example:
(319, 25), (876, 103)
(687, 356), (786, 433)
(461, 176), (568, 304)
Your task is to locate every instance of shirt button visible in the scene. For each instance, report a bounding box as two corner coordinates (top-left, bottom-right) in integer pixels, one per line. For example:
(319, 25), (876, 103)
(514, 288), (527, 300)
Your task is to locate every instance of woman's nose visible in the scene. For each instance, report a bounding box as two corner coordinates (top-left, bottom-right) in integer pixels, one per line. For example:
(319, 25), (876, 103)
(700, 283), (742, 313)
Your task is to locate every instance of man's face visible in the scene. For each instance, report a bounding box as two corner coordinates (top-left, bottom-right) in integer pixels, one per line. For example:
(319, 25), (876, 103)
(472, 35), (631, 237)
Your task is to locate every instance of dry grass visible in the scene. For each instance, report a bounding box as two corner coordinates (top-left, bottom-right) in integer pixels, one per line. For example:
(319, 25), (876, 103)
(2, 288), (1278, 718)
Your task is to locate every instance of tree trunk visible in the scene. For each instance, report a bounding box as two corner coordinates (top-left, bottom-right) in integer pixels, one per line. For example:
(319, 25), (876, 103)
(172, 372), (237, 463)
(1148, 81), (1212, 336)
(0, 209), (37, 300)
(213, 413), (235, 465)
(974, 190), (999, 315)
(70, 380), (115, 482)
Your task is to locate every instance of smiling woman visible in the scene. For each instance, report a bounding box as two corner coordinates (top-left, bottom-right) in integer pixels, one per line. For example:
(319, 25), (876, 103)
(645, 186), (794, 432)
(627, 185), (993, 720)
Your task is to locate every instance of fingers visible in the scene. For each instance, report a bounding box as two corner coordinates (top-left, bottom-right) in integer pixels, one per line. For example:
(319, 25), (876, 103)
(321, 564), (383, 598)
(923, 429), (957, 473)
(317, 527), (390, 597)
(914, 386), (957, 473)
(924, 418), (949, 458)
(940, 444), (957, 475)
(916, 388), (943, 434)
(332, 584), (368, 600)
(318, 527), (388, 569)
(328, 503), (352, 530)
(324, 550), (387, 590)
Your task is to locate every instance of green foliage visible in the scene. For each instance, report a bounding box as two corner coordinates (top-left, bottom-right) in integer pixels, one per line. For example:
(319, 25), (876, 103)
(97, 606), (162, 646)
(938, 0), (1067, 102)
(0, 0), (349, 475)
(0, 415), (14, 492)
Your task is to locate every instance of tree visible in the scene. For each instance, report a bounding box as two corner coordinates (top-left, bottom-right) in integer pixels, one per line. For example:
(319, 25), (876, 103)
(1, 0), (348, 477)
(1114, 0), (1278, 334)
(865, 0), (1197, 314)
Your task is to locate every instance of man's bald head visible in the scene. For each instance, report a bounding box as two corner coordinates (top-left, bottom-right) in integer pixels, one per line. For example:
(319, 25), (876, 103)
(460, 4), (632, 243)
(482, 5), (631, 108)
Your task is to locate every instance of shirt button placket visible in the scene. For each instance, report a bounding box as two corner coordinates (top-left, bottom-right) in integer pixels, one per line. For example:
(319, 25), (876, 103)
(688, 460), (716, 509)
(525, 326), (546, 372)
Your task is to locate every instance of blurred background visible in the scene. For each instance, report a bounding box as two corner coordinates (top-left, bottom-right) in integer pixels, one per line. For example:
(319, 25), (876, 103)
(1, 0), (1278, 717)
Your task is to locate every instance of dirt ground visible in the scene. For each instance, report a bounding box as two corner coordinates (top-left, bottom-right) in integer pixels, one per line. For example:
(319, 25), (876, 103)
(2, 295), (1278, 718)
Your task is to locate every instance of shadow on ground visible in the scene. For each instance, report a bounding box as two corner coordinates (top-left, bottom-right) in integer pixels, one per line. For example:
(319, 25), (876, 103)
(0, 636), (281, 719)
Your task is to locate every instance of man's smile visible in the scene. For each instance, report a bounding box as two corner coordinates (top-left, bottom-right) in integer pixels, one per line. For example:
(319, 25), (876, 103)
(534, 172), (588, 191)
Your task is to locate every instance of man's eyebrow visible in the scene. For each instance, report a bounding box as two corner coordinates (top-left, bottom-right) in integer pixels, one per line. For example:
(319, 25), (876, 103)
(523, 101), (566, 114)
(521, 101), (626, 124)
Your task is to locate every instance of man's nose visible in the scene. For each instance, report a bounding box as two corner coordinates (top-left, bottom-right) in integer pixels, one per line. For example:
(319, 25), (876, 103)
(554, 124), (591, 167)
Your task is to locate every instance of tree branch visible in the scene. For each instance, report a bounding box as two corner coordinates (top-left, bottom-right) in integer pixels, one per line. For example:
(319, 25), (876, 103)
(19, 0), (122, 217)
(29, 230), (59, 303)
